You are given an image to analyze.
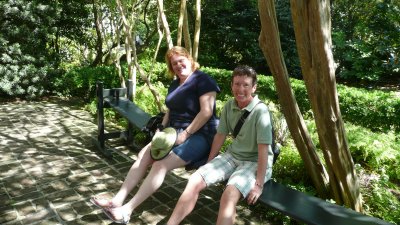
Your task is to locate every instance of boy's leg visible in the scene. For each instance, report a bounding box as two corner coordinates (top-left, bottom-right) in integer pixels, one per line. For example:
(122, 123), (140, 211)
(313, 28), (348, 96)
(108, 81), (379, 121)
(216, 160), (259, 225)
(168, 153), (236, 225)
(217, 185), (242, 225)
(167, 172), (207, 225)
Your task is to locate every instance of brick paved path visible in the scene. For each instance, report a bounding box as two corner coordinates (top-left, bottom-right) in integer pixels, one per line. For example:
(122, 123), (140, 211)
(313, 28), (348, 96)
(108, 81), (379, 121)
(0, 98), (271, 225)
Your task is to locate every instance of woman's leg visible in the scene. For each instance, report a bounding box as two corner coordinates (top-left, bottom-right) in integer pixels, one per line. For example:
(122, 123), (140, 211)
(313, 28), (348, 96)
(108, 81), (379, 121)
(108, 143), (154, 206)
(106, 152), (187, 217)
(216, 185), (242, 225)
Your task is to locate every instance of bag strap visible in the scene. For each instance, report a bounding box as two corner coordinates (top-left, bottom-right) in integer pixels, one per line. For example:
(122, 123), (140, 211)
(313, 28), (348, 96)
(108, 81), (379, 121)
(233, 101), (262, 138)
(232, 110), (250, 138)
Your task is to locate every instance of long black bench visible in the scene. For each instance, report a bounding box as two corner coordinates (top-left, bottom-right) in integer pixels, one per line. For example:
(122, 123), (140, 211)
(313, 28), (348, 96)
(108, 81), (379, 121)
(93, 80), (151, 157)
(260, 180), (393, 225)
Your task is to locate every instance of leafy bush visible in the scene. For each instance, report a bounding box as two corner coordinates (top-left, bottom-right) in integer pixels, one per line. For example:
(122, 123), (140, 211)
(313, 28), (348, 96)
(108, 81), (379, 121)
(60, 62), (398, 133)
(306, 120), (400, 183)
(338, 86), (400, 132)
(54, 66), (120, 101)
(357, 165), (400, 224)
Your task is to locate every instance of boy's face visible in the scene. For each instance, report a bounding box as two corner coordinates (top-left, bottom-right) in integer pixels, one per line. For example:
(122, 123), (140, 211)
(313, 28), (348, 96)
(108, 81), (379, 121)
(231, 75), (256, 108)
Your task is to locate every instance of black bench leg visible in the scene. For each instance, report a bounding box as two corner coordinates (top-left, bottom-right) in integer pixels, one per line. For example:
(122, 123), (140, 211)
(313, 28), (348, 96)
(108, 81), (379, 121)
(94, 81), (112, 158)
(126, 80), (134, 145)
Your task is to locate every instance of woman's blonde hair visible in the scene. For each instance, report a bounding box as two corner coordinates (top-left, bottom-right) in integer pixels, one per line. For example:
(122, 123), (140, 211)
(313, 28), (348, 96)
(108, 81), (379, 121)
(165, 46), (200, 79)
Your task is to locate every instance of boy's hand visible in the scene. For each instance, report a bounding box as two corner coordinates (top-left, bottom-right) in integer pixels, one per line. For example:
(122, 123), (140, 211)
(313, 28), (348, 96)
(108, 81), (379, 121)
(247, 183), (263, 205)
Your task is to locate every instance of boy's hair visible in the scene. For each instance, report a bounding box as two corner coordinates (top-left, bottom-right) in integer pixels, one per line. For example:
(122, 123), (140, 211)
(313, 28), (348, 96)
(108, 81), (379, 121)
(231, 65), (257, 86)
(165, 46), (200, 79)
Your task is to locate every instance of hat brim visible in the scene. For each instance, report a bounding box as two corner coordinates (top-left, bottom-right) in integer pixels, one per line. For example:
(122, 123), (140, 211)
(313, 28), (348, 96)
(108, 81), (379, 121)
(150, 128), (177, 161)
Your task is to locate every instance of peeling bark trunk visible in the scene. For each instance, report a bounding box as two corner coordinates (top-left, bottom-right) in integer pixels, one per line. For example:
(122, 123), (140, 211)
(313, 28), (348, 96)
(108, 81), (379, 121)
(177, 0), (186, 46)
(183, 8), (192, 54)
(91, 0), (103, 66)
(192, 0), (201, 61)
(258, 0), (330, 198)
(290, 0), (362, 211)
(157, 0), (173, 49)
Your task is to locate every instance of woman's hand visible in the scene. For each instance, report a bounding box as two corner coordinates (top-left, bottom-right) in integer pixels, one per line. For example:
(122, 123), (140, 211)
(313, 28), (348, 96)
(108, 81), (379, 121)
(175, 129), (191, 145)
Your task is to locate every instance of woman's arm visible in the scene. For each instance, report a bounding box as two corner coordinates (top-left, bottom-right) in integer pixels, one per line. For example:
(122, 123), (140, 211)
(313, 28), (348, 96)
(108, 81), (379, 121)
(161, 109), (170, 128)
(175, 91), (216, 144)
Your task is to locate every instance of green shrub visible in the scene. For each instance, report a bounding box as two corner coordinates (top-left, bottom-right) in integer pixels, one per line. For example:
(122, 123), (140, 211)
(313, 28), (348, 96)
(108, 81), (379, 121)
(357, 165), (400, 224)
(338, 86), (400, 132)
(54, 66), (120, 101)
(306, 120), (400, 183)
(60, 62), (399, 134)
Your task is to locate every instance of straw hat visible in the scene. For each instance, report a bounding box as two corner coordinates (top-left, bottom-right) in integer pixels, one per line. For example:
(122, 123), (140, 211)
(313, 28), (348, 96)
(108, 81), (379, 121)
(150, 127), (177, 160)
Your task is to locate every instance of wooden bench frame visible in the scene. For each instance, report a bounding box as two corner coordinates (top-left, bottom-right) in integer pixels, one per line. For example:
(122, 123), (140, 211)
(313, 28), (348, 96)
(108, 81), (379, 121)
(260, 180), (393, 225)
(93, 80), (151, 157)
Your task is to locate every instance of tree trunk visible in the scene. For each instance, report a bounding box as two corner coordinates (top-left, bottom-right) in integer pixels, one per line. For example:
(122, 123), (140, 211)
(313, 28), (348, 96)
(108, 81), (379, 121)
(135, 61), (165, 112)
(257, 0), (330, 198)
(114, 16), (125, 88)
(290, 0), (362, 211)
(192, 0), (201, 61)
(177, 0), (187, 46)
(157, 0), (173, 49)
(183, 8), (192, 54)
(91, 0), (103, 66)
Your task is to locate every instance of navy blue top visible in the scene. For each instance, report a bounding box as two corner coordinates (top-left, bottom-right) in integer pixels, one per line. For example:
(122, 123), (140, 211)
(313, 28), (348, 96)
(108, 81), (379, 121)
(166, 70), (220, 136)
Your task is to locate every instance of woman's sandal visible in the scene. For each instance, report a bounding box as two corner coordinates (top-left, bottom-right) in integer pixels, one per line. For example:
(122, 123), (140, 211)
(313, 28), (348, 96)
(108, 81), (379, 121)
(102, 207), (131, 224)
(90, 196), (116, 209)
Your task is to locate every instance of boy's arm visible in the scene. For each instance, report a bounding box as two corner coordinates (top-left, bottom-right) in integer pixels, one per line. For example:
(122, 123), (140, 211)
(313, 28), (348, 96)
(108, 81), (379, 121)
(207, 133), (226, 162)
(255, 143), (268, 187)
(248, 143), (269, 205)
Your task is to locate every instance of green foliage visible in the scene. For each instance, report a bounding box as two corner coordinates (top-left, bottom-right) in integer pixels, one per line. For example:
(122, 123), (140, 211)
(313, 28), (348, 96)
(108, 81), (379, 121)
(0, 0), (58, 98)
(54, 66), (120, 101)
(332, 0), (400, 81)
(306, 120), (400, 183)
(271, 143), (308, 184)
(357, 165), (400, 224)
(134, 81), (168, 115)
(0, 0), (93, 99)
(136, 62), (399, 133)
(338, 85), (400, 132)
(198, 0), (301, 76)
(346, 125), (400, 181)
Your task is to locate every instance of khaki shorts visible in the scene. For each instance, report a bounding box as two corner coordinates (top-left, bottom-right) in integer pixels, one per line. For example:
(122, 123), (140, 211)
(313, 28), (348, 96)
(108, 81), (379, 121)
(198, 152), (272, 198)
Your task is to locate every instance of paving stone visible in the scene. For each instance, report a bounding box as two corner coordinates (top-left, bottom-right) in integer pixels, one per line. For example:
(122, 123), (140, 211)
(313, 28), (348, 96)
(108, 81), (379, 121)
(0, 99), (274, 224)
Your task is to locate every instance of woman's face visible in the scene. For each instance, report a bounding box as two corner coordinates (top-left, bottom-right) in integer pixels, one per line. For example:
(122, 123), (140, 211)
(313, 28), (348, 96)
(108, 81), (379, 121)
(231, 75), (256, 108)
(170, 54), (193, 79)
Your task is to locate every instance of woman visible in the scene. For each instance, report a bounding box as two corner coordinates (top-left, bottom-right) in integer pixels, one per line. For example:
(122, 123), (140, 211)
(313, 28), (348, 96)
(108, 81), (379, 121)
(90, 46), (220, 224)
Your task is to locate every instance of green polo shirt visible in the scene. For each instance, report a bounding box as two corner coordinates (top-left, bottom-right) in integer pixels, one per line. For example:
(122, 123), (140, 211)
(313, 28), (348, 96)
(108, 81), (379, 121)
(217, 95), (273, 162)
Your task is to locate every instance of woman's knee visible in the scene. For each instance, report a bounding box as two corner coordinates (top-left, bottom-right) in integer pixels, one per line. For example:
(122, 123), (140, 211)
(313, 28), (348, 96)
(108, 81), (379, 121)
(135, 145), (153, 165)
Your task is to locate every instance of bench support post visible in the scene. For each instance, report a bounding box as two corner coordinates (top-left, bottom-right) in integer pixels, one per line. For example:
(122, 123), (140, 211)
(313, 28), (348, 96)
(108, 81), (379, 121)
(93, 81), (112, 157)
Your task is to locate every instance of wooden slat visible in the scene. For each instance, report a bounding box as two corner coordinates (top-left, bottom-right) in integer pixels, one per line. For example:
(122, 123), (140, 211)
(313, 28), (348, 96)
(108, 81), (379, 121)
(259, 180), (392, 225)
(104, 97), (151, 129)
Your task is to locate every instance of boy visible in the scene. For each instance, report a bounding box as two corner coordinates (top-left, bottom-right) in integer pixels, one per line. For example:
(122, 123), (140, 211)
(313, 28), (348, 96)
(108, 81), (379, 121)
(167, 65), (274, 225)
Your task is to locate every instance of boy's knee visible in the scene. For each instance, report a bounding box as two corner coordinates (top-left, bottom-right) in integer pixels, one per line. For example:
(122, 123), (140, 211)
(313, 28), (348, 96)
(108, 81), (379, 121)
(187, 172), (206, 192)
(222, 185), (241, 200)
